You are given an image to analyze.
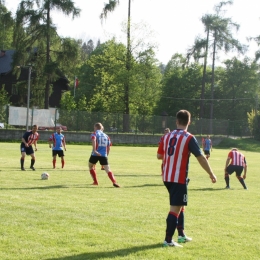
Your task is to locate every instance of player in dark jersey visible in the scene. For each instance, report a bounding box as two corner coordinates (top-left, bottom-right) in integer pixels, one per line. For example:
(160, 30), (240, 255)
(88, 122), (120, 188)
(49, 127), (66, 169)
(157, 110), (217, 247)
(20, 125), (39, 171)
(224, 148), (247, 189)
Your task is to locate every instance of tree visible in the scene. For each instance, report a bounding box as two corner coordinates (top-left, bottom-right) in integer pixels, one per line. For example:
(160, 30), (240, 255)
(14, 0), (80, 109)
(100, 0), (132, 131)
(0, 2), (14, 49)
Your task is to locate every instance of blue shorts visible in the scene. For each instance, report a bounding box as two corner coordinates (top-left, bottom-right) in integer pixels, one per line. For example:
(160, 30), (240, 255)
(20, 143), (34, 155)
(89, 155), (108, 166)
(164, 182), (188, 206)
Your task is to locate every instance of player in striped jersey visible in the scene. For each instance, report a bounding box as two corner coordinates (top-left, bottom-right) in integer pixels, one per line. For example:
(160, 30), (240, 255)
(157, 110), (217, 247)
(20, 125), (39, 171)
(88, 122), (120, 188)
(224, 148), (247, 189)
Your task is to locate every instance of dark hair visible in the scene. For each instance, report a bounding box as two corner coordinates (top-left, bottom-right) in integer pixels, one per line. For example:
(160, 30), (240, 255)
(176, 110), (190, 126)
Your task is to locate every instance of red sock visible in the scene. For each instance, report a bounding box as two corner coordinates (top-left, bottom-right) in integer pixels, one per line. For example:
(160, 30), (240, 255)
(61, 159), (64, 168)
(90, 169), (98, 183)
(108, 171), (116, 183)
(53, 160), (56, 168)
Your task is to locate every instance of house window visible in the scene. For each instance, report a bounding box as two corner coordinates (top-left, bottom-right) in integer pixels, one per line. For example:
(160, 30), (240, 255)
(12, 84), (18, 95)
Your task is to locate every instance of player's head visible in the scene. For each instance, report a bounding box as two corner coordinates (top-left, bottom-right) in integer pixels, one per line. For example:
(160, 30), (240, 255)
(56, 127), (62, 133)
(207, 135), (210, 139)
(94, 122), (103, 131)
(176, 110), (191, 127)
(231, 148), (238, 151)
(164, 128), (170, 134)
(32, 125), (38, 132)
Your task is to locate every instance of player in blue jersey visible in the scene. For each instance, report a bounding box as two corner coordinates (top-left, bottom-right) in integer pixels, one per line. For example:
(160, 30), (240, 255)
(88, 122), (120, 187)
(49, 127), (66, 169)
(203, 135), (212, 160)
(20, 125), (39, 171)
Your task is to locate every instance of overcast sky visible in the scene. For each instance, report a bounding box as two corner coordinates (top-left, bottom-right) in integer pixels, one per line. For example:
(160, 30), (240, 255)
(5, 0), (260, 64)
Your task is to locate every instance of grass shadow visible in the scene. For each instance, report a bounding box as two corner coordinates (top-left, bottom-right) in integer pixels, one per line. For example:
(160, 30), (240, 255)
(48, 243), (162, 260)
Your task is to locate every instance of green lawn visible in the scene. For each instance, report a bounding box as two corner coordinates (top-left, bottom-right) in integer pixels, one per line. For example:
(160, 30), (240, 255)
(0, 143), (259, 260)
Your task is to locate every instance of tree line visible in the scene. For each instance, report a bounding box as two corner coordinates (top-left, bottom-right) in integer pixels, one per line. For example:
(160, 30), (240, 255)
(0, 0), (260, 135)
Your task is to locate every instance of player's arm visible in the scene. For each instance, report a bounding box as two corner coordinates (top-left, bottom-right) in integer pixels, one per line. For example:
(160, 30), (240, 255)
(157, 139), (164, 160)
(189, 137), (216, 183)
(63, 137), (66, 151)
(196, 155), (217, 183)
(91, 138), (100, 156)
(22, 137), (29, 147)
(224, 157), (231, 172)
(48, 135), (53, 148)
(34, 141), (37, 151)
(243, 158), (247, 179)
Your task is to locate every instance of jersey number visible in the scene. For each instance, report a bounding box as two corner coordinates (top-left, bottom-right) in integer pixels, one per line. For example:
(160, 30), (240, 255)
(168, 137), (177, 156)
(98, 136), (107, 147)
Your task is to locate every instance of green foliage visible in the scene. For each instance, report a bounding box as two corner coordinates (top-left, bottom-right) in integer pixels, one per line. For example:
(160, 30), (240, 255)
(0, 3), (14, 49)
(0, 87), (9, 122)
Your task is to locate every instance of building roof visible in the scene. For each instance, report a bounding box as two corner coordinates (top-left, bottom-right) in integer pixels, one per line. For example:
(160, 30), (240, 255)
(0, 50), (15, 75)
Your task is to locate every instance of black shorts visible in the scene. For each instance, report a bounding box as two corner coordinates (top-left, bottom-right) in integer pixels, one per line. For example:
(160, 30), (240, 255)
(89, 155), (108, 166)
(226, 165), (243, 176)
(52, 150), (65, 157)
(164, 182), (188, 206)
(204, 150), (210, 155)
(20, 143), (34, 155)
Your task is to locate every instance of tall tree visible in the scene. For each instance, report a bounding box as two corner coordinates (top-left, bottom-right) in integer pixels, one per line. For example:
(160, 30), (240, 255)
(0, 2), (14, 49)
(14, 0), (80, 109)
(100, 0), (132, 131)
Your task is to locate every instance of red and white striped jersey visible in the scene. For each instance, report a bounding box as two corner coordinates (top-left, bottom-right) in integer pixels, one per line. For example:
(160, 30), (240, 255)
(23, 130), (39, 146)
(228, 150), (246, 167)
(157, 129), (202, 184)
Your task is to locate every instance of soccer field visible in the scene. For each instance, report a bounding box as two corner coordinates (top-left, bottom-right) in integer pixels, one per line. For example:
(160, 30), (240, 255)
(0, 143), (259, 260)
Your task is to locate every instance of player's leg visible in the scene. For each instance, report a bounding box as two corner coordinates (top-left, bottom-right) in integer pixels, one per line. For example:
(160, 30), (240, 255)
(89, 156), (98, 185)
(103, 159), (120, 187)
(163, 183), (185, 247)
(52, 152), (57, 169)
(225, 166), (233, 188)
(30, 153), (36, 170)
(20, 151), (26, 170)
(236, 167), (247, 189)
(60, 150), (65, 168)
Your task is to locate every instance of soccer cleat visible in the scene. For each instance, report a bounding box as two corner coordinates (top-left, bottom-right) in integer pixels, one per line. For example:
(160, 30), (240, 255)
(225, 186), (230, 189)
(30, 166), (35, 171)
(92, 182), (98, 186)
(113, 183), (120, 188)
(162, 240), (183, 247)
(178, 235), (192, 243)
(21, 167), (26, 171)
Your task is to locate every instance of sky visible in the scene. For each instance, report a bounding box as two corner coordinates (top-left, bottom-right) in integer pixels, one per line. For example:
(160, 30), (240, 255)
(5, 0), (260, 64)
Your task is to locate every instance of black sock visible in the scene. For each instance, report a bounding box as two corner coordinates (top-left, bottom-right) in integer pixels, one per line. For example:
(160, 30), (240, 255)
(238, 177), (247, 189)
(225, 174), (230, 187)
(31, 159), (35, 167)
(165, 212), (178, 243)
(177, 210), (185, 236)
(20, 158), (24, 168)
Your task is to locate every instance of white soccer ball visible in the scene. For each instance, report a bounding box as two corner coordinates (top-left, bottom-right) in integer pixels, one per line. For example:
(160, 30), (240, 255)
(41, 172), (49, 180)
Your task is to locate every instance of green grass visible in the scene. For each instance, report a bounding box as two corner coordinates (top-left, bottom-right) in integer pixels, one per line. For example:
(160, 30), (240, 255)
(0, 143), (259, 260)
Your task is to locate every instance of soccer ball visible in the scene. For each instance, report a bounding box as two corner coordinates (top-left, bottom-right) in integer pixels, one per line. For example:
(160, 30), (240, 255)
(41, 172), (49, 180)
